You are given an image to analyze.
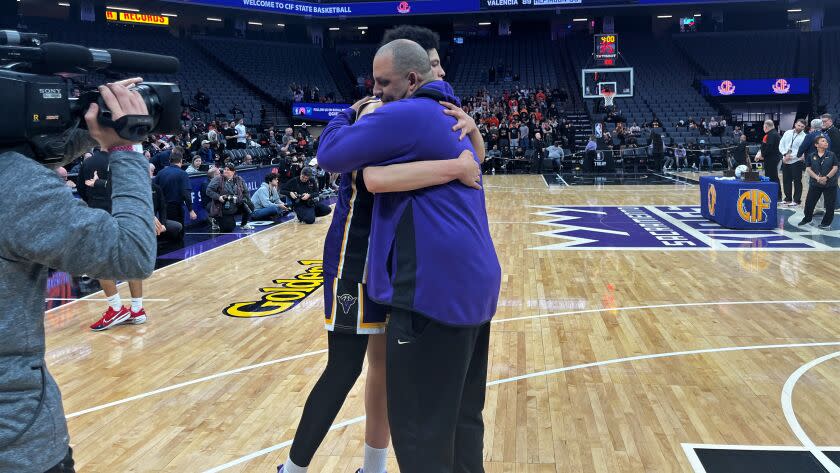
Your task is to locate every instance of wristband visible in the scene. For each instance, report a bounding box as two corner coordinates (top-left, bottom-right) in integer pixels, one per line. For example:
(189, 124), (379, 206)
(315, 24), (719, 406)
(107, 145), (136, 153)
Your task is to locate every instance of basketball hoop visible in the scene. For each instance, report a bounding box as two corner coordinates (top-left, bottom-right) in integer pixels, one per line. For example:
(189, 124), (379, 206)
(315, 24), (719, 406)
(601, 90), (615, 108)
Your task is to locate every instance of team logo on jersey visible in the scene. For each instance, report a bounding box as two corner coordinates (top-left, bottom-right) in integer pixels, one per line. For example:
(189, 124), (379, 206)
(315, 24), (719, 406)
(717, 80), (736, 96)
(772, 79), (791, 94)
(707, 184), (717, 216)
(337, 294), (358, 315)
(737, 189), (771, 223)
(223, 260), (324, 318)
(397, 1), (411, 13)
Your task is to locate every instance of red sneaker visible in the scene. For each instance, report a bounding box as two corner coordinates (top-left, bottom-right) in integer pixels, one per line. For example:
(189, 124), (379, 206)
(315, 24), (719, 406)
(127, 308), (147, 325)
(90, 306), (130, 331)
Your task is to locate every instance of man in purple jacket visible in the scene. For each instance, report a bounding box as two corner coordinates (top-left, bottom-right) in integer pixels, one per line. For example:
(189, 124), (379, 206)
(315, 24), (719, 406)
(318, 39), (501, 472)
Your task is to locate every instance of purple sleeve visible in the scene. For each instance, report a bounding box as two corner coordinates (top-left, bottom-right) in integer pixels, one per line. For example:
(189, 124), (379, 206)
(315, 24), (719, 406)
(317, 106), (416, 173)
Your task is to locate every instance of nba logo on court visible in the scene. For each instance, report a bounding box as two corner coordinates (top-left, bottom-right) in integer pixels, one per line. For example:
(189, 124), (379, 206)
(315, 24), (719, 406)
(737, 189), (771, 224)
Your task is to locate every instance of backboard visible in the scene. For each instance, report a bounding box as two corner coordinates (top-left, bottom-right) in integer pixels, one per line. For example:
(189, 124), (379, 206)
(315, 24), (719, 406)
(582, 67), (634, 99)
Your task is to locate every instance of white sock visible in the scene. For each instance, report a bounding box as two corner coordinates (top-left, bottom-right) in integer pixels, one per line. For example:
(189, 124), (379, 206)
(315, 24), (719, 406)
(106, 294), (122, 311)
(363, 444), (388, 473)
(131, 298), (143, 312)
(282, 458), (307, 473)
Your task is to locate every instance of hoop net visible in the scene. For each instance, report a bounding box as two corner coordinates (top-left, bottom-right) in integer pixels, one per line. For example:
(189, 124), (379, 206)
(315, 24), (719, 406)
(601, 91), (615, 107)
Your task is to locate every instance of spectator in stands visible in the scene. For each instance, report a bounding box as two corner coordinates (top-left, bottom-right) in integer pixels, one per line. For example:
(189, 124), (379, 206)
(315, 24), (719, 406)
(280, 167), (331, 224)
(697, 141), (712, 171)
(154, 147), (197, 229)
(546, 141), (564, 172)
(509, 122), (519, 150)
(675, 144), (688, 170)
(186, 156), (204, 174)
(733, 126), (744, 141)
(235, 118), (247, 149)
(198, 140), (216, 164)
(241, 154), (254, 167)
(150, 163), (183, 241)
(799, 136), (838, 229)
(630, 122), (641, 135)
(229, 104), (243, 118)
(780, 119), (807, 207)
(519, 121), (530, 150)
(194, 88), (210, 112)
(56, 167), (76, 189)
(246, 133), (259, 148)
(754, 120), (783, 198)
(206, 163), (254, 232)
(223, 122), (237, 150)
(251, 173), (289, 221)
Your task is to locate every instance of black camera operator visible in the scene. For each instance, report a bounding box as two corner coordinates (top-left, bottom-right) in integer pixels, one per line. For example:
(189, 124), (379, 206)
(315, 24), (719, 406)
(280, 166), (332, 224)
(0, 79), (156, 473)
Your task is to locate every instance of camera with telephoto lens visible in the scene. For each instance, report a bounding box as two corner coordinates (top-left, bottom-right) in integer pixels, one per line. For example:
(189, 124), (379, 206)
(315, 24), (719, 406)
(0, 30), (182, 165)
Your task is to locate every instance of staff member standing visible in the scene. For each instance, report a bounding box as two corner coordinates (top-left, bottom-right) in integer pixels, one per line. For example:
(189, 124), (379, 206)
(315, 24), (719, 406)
(754, 119), (782, 199)
(779, 119), (807, 207)
(154, 147), (197, 229)
(799, 136), (838, 229)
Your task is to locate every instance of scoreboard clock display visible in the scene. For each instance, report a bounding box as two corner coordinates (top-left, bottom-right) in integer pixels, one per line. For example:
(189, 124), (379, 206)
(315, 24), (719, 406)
(594, 34), (617, 66)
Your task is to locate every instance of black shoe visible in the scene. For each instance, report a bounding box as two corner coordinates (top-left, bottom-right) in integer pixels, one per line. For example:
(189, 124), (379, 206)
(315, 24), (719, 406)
(818, 224), (832, 230)
(798, 219), (812, 226)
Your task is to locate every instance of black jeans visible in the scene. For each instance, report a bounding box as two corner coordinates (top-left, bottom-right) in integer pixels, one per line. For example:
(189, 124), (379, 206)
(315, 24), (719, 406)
(217, 203), (251, 232)
(782, 161), (805, 204)
(44, 448), (74, 473)
(386, 309), (490, 473)
(803, 183), (837, 226)
(165, 202), (185, 227)
(764, 157), (782, 198)
(289, 331), (368, 467)
(294, 202), (331, 224)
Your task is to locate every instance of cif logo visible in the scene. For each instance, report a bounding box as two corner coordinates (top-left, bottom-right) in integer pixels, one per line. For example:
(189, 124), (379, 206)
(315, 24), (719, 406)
(397, 1), (411, 13)
(717, 80), (736, 96)
(737, 189), (771, 223)
(772, 78), (791, 94)
(707, 184), (717, 216)
(295, 107), (307, 116)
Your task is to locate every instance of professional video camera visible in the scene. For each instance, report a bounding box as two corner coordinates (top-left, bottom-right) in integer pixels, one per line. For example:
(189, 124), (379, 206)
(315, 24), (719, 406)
(0, 30), (182, 165)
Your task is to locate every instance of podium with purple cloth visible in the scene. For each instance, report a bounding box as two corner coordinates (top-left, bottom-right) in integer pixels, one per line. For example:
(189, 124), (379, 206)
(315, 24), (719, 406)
(699, 176), (779, 230)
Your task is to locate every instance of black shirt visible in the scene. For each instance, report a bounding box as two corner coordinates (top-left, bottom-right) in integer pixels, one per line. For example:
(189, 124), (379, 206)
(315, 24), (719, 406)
(760, 129), (782, 161)
(280, 177), (320, 206)
(806, 151), (839, 187)
(77, 151), (112, 213)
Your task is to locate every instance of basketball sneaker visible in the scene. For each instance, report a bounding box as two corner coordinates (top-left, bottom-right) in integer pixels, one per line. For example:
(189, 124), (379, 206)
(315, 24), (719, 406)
(90, 306), (130, 331)
(127, 308), (147, 325)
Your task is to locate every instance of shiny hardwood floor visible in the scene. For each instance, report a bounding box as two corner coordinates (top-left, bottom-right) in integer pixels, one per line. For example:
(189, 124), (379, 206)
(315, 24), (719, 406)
(45, 175), (840, 472)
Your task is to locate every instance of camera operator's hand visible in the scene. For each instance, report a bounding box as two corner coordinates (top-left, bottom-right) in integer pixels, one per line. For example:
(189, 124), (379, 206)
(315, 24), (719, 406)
(301, 193), (311, 201)
(455, 150), (482, 190)
(218, 195), (227, 203)
(154, 218), (166, 236)
(85, 170), (99, 187)
(85, 79), (149, 150)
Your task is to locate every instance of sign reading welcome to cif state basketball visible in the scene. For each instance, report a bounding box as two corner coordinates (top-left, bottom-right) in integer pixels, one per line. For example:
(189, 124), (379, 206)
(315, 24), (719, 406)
(164, 0), (478, 17)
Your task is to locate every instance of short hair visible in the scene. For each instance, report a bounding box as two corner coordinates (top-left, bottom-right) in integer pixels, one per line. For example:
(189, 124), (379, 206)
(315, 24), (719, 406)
(816, 135), (829, 145)
(822, 113), (834, 122)
(376, 39), (432, 79)
(811, 118), (822, 129)
(224, 163), (236, 172)
(264, 172), (279, 184)
(763, 119), (775, 129)
(381, 25), (440, 52)
(170, 147), (185, 163)
(795, 118), (807, 126)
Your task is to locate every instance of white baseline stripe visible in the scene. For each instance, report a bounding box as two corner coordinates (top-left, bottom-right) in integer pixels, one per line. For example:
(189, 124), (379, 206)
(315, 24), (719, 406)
(65, 300), (839, 418)
(491, 300), (840, 324)
(204, 341), (840, 472)
(781, 350), (840, 473)
(65, 349), (327, 419)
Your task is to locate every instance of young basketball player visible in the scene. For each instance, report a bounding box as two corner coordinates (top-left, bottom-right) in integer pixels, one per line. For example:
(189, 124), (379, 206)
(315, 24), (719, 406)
(278, 26), (485, 473)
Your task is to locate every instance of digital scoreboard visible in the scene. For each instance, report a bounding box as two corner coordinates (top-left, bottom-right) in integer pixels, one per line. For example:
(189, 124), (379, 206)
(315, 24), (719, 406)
(594, 34), (617, 66)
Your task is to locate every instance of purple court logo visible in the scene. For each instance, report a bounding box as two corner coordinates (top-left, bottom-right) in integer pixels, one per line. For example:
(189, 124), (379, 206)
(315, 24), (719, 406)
(529, 205), (839, 251)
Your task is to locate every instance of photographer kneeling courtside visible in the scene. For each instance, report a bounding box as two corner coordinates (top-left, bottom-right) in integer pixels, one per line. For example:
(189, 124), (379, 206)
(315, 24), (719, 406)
(280, 166), (332, 224)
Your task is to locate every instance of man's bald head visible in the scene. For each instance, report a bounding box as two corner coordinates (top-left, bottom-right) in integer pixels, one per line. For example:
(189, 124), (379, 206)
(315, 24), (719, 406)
(376, 39), (433, 78)
(372, 39), (435, 103)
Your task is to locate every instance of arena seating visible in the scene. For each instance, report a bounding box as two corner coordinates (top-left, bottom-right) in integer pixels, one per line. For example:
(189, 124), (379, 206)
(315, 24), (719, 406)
(674, 30), (798, 78)
(817, 29), (840, 115)
(193, 36), (343, 103)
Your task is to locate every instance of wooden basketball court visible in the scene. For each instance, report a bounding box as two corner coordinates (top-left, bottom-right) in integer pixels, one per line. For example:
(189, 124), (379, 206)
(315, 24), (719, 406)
(45, 174), (840, 472)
